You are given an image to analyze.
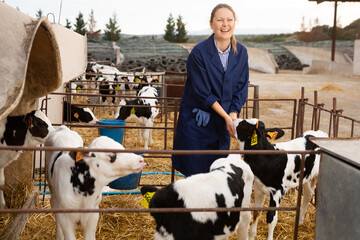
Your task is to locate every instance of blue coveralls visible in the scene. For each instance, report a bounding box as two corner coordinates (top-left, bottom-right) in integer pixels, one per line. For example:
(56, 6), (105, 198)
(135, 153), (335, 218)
(171, 34), (249, 176)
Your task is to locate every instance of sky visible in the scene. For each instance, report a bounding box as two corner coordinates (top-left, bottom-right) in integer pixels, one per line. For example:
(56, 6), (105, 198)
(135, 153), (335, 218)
(4, 0), (360, 35)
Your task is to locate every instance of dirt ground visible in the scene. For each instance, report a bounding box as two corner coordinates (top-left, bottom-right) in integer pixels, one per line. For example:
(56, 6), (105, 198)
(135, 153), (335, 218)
(249, 70), (360, 138)
(250, 70), (360, 120)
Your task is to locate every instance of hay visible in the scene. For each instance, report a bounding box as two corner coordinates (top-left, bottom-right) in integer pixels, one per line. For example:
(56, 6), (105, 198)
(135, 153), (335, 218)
(0, 108), (316, 239)
(0, 183), (32, 238)
(319, 83), (344, 92)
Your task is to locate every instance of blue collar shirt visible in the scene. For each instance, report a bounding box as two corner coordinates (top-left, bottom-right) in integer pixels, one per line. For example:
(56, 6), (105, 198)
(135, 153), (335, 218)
(214, 36), (231, 72)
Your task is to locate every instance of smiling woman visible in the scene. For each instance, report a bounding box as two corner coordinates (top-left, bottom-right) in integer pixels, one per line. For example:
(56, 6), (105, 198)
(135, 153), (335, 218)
(171, 3), (249, 177)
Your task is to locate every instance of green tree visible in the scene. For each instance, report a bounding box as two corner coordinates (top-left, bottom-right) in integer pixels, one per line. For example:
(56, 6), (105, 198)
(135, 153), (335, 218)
(175, 15), (188, 43)
(65, 18), (72, 29)
(35, 9), (43, 20)
(103, 13), (121, 41)
(74, 12), (87, 35)
(164, 13), (176, 42)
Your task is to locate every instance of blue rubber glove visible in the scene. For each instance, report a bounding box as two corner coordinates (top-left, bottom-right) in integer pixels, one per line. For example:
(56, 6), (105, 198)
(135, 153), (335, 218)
(192, 108), (210, 127)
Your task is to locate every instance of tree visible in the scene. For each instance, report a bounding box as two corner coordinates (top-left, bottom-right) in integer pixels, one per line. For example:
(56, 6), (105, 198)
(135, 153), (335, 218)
(300, 16), (307, 32)
(35, 9), (43, 20)
(88, 9), (97, 33)
(65, 18), (72, 29)
(74, 12), (87, 35)
(164, 14), (176, 42)
(103, 13), (121, 42)
(175, 15), (188, 43)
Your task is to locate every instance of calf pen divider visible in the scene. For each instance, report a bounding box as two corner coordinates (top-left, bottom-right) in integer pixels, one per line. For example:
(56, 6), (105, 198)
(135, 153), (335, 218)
(0, 144), (316, 240)
(2, 71), (360, 239)
(296, 87), (360, 138)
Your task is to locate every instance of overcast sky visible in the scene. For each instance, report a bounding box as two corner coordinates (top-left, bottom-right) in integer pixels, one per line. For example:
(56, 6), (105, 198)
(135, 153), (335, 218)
(4, 0), (360, 35)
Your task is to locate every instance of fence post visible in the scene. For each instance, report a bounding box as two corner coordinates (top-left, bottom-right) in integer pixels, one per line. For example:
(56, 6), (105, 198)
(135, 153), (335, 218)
(333, 98), (337, 137)
(296, 87), (305, 137)
(253, 85), (260, 119)
(312, 91), (318, 130)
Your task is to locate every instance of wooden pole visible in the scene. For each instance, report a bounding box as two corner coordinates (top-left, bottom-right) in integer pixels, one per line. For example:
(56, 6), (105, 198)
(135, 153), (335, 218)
(331, 0), (338, 61)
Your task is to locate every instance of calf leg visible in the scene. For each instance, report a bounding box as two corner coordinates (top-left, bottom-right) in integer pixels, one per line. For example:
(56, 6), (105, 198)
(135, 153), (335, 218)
(266, 190), (283, 240)
(299, 178), (317, 225)
(137, 129), (142, 143)
(149, 129), (153, 144)
(56, 213), (76, 240)
(0, 168), (6, 209)
(249, 182), (267, 240)
(237, 210), (251, 240)
(143, 128), (150, 149)
(55, 216), (65, 240)
(83, 212), (99, 240)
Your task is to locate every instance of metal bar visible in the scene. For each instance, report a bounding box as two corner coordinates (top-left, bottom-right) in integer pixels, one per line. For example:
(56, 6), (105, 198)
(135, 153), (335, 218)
(0, 206), (298, 214)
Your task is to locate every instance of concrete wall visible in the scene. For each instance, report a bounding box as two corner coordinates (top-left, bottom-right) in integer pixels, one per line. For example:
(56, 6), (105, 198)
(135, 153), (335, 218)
(248, 48), (279, 74)
(285, 46), (351, 66)
(304, 60), (353, 76)
(354, 40), (360, 76)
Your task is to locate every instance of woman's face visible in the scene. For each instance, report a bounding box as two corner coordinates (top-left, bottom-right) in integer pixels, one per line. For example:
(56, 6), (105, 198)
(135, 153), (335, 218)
(210, 7), (235, 42)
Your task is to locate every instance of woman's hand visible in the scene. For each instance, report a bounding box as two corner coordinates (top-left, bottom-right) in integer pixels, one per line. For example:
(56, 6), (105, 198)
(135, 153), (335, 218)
(229, 112), (238, 121)
(225, 115), (235, 137)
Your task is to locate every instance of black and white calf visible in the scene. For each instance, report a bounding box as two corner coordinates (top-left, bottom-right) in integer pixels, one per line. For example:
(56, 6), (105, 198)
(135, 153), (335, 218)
(45, 126), (145, 240)
(96, 76), (118, 115)
(0, 110), (54, 208)
(115, 86), (159, 149)
(63, 101), (98, 124)
(141, 154), (254, 240)
(233, 118), (328, 240)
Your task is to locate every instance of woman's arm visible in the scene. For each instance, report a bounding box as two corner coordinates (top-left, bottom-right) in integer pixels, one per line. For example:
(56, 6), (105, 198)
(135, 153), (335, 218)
(211, 101), (235, 137)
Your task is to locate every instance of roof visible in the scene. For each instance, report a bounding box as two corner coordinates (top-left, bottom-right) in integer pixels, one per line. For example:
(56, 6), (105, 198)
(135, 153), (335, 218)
(309, 0), (360, 3)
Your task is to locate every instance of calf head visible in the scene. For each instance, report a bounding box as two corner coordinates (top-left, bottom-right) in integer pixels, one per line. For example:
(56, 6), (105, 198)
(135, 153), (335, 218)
(76, 136), (145, 182)
(26, 110), (54, 145)
(233, 118), (284, 150)
(77, 107), (98, 124)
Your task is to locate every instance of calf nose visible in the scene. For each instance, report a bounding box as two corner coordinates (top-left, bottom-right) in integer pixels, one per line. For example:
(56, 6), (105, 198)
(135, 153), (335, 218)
(139, 157), (144, 164)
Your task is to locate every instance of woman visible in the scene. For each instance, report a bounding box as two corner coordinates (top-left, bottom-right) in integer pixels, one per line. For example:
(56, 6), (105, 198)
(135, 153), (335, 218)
(172, 3), (249, 177)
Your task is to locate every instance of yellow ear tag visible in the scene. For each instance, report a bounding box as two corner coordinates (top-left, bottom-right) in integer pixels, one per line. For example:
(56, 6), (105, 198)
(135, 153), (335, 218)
(251, 130), (258, 146)
(135, 78), (140, 83)
(267, 131), (278, 140)
(130, 107), (136, 115)
(115, 85), (121, 90)
(76, 86), (82, 93)
(76, 152), (84, 162)
(74, 112), (79, 119)
(141, 192), (156, 208)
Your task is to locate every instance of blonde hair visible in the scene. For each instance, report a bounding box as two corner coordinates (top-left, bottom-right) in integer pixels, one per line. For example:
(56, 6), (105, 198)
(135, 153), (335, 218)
(210, 3), (238, 54)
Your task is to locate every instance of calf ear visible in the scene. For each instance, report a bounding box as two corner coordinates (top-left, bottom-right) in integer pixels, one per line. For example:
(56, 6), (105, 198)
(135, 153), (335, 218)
(25, 116), (33, 129)
(266, 128), (285, 140)
(69, 151), (91, 162)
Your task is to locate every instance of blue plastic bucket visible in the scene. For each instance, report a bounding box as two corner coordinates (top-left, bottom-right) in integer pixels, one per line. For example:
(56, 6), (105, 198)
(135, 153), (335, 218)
(109, 154), (144, 190)
(98, 119), (126, 144)
(109, 171), (142, 190)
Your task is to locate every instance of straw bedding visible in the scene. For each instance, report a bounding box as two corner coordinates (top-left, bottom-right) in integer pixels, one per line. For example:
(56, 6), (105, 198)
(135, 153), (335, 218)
(0, 109), (316, 239)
